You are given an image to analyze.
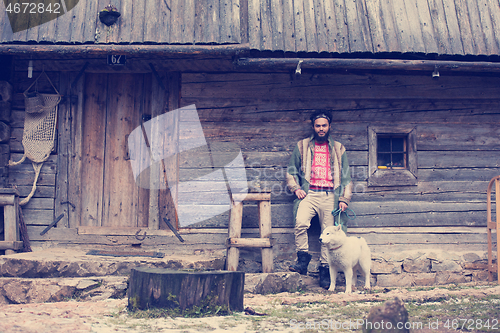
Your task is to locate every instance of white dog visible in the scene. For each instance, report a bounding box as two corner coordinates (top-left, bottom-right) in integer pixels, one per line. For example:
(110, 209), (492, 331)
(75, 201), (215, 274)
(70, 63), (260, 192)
(319, 225), (371, 293)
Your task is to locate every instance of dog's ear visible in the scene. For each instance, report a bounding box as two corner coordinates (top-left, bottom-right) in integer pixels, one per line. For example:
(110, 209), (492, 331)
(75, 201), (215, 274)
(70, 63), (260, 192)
(334, 225), (341, 231)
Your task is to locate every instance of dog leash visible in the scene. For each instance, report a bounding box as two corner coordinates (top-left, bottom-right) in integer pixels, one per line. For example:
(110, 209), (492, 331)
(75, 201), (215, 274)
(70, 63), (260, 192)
(331, 207), (356, 226)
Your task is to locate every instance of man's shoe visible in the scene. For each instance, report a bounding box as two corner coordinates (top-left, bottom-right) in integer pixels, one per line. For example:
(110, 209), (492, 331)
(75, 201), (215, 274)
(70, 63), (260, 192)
(318, 264), (331, 289)
(289, 251), (312, 275)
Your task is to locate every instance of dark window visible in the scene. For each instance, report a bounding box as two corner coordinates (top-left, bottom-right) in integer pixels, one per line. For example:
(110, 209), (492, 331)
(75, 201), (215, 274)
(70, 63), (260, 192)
(377, 135), (407, 170)
(368, 126), (417, 187)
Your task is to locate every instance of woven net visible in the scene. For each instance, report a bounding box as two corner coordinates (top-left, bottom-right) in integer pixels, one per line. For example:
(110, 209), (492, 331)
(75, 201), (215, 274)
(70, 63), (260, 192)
(10, 73), (60, 205)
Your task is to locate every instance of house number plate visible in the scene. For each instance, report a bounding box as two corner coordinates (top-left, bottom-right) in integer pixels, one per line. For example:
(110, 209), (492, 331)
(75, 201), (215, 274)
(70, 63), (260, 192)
(107, 55), (126, 65)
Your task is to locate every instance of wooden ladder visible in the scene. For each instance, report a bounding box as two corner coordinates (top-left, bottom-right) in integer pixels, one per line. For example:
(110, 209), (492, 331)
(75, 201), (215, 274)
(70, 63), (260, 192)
(226, 191), (273, 273)
(0, 189), (21, 255)
(487, 175), (500, 283)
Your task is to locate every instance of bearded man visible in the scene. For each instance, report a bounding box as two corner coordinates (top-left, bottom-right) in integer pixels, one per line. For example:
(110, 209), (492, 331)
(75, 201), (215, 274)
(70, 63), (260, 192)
(286, 110), (353, 289)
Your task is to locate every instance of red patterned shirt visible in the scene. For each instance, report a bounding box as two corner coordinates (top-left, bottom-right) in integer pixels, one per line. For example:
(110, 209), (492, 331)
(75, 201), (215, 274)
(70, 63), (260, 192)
(310, 142), (334, 188)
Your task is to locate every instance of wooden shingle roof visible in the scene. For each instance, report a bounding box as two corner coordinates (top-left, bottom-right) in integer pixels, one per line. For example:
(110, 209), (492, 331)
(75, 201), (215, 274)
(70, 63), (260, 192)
(0, 0), (241, 45)
(248, 0), (500, 56)
(1, 0), (500, 57)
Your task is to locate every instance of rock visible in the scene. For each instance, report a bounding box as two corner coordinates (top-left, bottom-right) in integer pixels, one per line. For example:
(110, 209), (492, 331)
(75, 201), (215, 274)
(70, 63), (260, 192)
(245, 272), (305, 294)
(413, 273), (436, 286)
(371, 260), (401, 274)
(375, 274), (414, 287)
(0, 276), (129, 304)
(471, 270), (490, 281)
(462, 253), (481, 262)
(435, 273), (468, 285)
(402, 259), (430, 273)
(76, 279), (100, 290)
(2, 280), (75, 304)
(431, 260), (462, 273)
(363, 297), (409, 333)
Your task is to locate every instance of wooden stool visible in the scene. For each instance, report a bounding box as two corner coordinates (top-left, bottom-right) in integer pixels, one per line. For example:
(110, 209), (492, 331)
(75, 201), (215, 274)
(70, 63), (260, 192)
(226, 191), (273, 273)
(0, 189), (21, 255)
(487, 176), (500, 283)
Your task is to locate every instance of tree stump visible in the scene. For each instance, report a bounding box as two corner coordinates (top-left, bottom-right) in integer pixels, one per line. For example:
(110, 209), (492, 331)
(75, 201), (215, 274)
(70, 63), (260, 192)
(128, 267), (244, 315)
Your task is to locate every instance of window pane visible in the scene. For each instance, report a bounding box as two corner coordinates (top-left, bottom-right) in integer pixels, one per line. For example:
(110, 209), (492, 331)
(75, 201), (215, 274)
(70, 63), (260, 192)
(392, 137), (405, 152)
(378, 137), (391, 152)
(392, 153), (405, 167)
(378, 153), (391, 167)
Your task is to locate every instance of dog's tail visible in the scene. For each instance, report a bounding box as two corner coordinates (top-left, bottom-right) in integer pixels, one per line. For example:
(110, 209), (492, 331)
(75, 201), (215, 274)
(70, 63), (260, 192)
(359, 237), (371, 255)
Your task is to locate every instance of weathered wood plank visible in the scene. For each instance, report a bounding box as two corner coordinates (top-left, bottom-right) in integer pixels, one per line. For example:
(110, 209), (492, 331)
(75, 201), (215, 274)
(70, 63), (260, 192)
(312, 0), (328, 53)
(392, 0), (415, 51)
(22, 197), (54, 210)
(303, 0), (318, 52)
(169, 0), (185, 43)
(365, 0), (390, 53)
(259, 0), (273, 51)
(247, 0), (261, 49)
(419, 151), (500, 168)
(144, 0), (159, 43)
(270, 0), (285, 51)
(55, 71), (73, 227)
(344, 0), (372, 52)
(102, 74), (149, 228)
(485, 0), (500, 54)
(80, 73), (107, 227)
(66, 69), (85, 229)
(453, 0), (475, 55)
(9, 172), (55, 187)
(181, 73), (500, 100)
(157, 0), (172, 43)
(130, 0), (146, 42)
(442, 0), (465, 54)
(219, 0), (232, 43)
(476, 0), (499, 55)
(282, 0), (295, 52)
(293, 0), (307, 51)
(82, 0), (99, 42)
(21, 209), (54, 225)
(463, 0), (487, 54)
(204, 0), (220, 43)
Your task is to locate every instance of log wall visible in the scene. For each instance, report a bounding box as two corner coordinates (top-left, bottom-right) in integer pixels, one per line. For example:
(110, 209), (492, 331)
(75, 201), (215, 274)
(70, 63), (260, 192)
(180, 71), (500, 229)
(6, 63), (499, 268)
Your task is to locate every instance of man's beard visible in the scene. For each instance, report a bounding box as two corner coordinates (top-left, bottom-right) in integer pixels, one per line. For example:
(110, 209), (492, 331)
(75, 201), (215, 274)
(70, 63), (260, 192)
(314, 129), (330, 143)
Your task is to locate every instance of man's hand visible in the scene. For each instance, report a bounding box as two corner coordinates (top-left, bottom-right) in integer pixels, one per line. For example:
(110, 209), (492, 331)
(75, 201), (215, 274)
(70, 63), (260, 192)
(294, 189), (307, 200)
(339, 201), (348, 212)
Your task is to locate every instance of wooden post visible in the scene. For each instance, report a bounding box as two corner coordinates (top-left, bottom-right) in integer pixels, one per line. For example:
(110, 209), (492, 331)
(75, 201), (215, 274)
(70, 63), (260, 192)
(128, 267), (244, 313)
(496, 178), (500, 284)
(259, 199), (273, 273)
(0, 189), (20, 254)
(487, 176), (500, 283)
(226, 191), (273, 272)
(226, 201), (243, 271)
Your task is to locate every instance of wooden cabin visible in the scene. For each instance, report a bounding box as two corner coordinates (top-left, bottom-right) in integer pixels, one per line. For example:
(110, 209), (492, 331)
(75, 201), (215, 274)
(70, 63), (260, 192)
(0, 0), (499, 284)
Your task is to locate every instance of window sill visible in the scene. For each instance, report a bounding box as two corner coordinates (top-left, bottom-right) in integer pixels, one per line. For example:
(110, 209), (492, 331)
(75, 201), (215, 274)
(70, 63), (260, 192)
(368, 169), (417, 187)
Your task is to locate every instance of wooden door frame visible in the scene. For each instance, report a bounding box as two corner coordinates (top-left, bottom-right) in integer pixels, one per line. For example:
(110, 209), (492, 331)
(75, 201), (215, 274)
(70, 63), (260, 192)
(55, 70), (181, 231)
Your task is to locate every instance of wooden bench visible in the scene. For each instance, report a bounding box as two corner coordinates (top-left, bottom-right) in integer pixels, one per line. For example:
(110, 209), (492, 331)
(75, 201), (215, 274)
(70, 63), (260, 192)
(487, 176), (500, 283)
(226, 191), (273, 273)
(0, 188), (21, 255)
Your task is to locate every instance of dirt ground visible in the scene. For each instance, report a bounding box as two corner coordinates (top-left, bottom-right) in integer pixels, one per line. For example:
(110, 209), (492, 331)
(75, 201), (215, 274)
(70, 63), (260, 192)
(0, 283), (499, 333)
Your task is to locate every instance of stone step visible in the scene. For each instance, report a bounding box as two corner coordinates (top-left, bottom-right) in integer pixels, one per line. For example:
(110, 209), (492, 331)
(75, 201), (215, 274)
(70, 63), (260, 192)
(0, 248), (225, 278)
(0, 276), (128, 304)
